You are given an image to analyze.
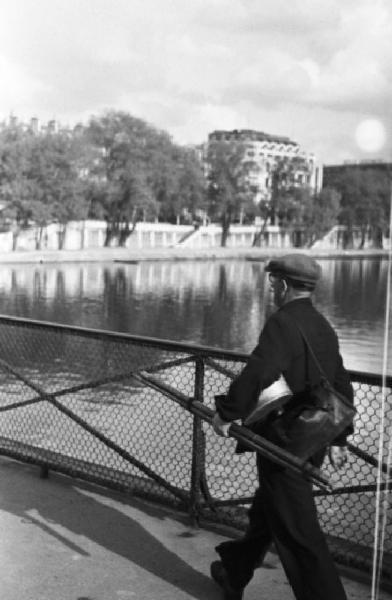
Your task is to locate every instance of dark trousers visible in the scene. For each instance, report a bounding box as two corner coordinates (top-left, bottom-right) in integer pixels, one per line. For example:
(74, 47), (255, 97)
(216, 453), (347, 600)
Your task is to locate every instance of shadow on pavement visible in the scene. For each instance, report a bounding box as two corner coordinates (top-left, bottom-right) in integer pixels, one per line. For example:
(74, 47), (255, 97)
(0, 458), (218, 599)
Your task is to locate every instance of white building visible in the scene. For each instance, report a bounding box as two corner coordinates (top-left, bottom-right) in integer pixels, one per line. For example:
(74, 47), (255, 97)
(207, 129), (319, 205)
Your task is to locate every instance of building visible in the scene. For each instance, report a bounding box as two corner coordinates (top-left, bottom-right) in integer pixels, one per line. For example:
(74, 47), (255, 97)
(322, 160), (392, 189)
(207, 129), (319, 205)
(0, 115), (79, 138)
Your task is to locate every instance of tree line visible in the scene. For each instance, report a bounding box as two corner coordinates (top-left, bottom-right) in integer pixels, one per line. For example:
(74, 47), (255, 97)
(0, 110), (390, 250)
(0, 111), (206, 249)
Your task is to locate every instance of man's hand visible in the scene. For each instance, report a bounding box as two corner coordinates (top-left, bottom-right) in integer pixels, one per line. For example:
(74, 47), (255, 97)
(212, 412), (232, 437)
(328, 445), (348, 470)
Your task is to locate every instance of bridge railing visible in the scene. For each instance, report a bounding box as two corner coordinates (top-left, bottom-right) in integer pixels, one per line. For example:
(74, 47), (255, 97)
(0, 315), (390, 584)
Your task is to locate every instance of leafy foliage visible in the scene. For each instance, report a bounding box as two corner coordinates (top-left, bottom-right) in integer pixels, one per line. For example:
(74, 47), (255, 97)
(326, 167), (391, 248)
(207, 140), (257, 246)
(0, 123), (89, 249)
(85, 111), (205, 245)
(269, 156), (313, 225)
(302, 188), (341, 247)
(253, 155), (314, 246)
(0, 111), (206, 249)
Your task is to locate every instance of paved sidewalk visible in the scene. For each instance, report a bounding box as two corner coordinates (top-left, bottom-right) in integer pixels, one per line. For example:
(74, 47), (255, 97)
(0, 456), (390, 600)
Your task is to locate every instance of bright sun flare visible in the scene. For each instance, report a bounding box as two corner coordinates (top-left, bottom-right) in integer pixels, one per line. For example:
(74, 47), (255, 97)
(355, 118), (386, 153)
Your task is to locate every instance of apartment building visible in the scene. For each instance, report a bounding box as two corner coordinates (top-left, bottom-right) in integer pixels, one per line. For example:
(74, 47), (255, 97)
(322, 160), (392, 188)
(207, 129), (319, 204)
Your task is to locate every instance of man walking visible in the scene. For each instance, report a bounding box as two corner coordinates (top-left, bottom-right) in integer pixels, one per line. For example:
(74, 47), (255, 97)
(211, 254), (354, 600)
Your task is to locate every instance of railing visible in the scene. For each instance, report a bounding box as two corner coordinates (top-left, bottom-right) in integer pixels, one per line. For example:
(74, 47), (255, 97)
(0, 315), (390, 585)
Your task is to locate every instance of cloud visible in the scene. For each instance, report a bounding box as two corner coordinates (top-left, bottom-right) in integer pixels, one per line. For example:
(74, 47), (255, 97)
(0, 0), (390, 162)
(216, 0), (392, 154)
(0, 55), (50, 117)
(194, 0), (342, 37)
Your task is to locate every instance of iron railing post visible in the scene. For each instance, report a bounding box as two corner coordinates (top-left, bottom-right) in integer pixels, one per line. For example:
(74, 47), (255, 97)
(189, 356), (205, 525)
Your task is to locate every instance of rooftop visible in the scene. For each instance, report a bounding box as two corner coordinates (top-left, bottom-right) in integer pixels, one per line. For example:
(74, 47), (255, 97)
(208, 129), (297, 145)
(324, 160), (392, 168)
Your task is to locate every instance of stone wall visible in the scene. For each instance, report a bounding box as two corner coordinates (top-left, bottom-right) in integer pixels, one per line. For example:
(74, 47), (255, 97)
(0, 221), (293, 252)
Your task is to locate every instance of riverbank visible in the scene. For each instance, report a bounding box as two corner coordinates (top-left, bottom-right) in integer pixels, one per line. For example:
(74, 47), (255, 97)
(0, 246), (389, 264)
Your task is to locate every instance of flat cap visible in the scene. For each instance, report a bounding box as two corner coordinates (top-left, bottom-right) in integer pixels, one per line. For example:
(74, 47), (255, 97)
(265, 253), (321, 284)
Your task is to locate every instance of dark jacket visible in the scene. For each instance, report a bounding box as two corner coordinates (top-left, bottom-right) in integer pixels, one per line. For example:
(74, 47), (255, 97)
(216, 297), (354, 445)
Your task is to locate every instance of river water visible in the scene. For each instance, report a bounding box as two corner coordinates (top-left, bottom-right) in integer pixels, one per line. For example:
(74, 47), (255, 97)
(0, 257), (390, 375)
(0, 256), (390, 555)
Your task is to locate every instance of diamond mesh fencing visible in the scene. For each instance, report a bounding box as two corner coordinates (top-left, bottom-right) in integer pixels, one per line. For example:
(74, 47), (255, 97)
(0, 315), (390, 583)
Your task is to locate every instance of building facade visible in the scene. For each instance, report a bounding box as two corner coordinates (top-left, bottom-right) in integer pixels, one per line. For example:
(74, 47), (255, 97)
(1, 115), (83, 138)
(207, 129), (319, 205)
(322, 160), (392, 188)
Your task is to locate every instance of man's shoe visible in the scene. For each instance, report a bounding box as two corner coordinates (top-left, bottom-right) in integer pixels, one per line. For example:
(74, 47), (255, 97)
(210, 560), (244, 600)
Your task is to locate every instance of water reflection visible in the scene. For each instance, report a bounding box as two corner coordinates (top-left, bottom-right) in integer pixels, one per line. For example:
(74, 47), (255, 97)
(0, 258), (390, 374)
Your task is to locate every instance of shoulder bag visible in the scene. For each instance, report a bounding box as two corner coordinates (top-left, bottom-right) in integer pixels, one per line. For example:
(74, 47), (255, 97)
(268, 319), (356, 460)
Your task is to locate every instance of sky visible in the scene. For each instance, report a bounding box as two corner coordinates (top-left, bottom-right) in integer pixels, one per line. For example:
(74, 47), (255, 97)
(0, 0), (391, 165)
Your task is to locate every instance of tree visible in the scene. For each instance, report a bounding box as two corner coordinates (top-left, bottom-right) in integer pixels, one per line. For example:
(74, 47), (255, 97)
(87, 112), (204, 238)
(302, 188), (341, 247)
(207, 140), (256, 246)
(30, 132), (90, 249)
(328, 167), (391, 249)
(0, 123), (35, 249)
(85, 111), (206, 245)
(86, 112), (160, 246)
(354, 168), (391, 248)
(252, 155), (313, 247)
(179, 149), (207, 223)
(269, 156), (312, 226)
(0, 122), (91, 250)
(154, 146), (206, 224)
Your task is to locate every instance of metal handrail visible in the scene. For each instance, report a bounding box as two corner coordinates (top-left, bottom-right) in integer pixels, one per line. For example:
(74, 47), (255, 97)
(0, 314), (249, 360)
(0, 313), (390, 387)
